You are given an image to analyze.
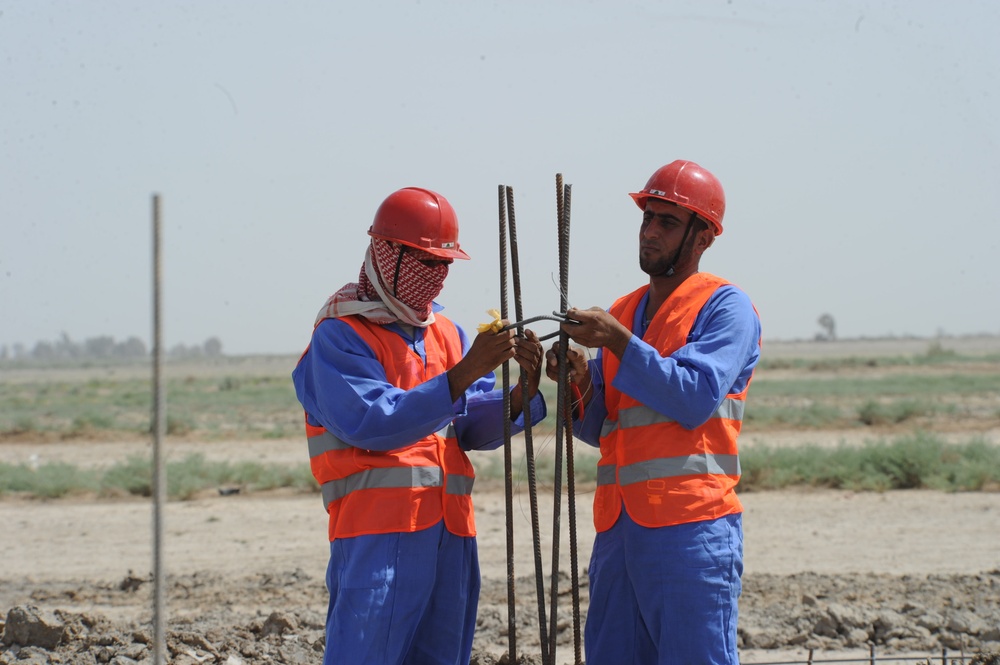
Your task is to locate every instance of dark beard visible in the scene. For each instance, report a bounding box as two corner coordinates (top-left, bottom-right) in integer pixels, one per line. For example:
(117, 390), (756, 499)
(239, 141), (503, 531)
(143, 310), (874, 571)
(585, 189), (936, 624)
(639, 253), (674, 277)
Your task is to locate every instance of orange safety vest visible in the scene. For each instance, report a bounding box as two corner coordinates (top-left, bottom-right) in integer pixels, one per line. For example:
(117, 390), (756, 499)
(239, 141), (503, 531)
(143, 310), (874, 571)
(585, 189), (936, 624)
(594, 273), (752, 532)
(303, 314), (476, 541)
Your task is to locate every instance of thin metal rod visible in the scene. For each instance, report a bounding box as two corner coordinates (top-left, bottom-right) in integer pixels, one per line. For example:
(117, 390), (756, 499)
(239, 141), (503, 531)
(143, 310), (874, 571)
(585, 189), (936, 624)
(498, 185), (517, 662)
(151, 193), (167, 665)
(498, 312), (574, 332)
(506, 184), (550, 665)
(560, 183), (583, 665)
(548, 173), (567, 663)
(746, 648), (963, 665)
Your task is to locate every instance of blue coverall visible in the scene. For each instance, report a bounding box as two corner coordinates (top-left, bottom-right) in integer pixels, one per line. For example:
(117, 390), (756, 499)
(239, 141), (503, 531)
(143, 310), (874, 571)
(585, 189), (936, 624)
(575, 285), (760, 665)
(293, 308), (546, 665)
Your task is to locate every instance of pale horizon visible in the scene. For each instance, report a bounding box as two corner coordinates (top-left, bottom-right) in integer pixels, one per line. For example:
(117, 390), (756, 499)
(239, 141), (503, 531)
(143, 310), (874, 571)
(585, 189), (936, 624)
(3, 1), (998, 355)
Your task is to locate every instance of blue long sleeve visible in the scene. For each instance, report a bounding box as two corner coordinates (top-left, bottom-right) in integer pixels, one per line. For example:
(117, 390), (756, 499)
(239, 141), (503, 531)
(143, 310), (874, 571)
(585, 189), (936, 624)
(574, 285), (760, 443)
(292, 315), (546, 452)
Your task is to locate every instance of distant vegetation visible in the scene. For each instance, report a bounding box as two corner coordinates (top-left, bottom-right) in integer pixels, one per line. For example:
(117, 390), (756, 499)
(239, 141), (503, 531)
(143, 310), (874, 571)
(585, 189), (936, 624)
(0, 453), (317, 501)
(0, 333), (224, 364)
(1, 342), (998, 500)
(0, 432), (997, 500)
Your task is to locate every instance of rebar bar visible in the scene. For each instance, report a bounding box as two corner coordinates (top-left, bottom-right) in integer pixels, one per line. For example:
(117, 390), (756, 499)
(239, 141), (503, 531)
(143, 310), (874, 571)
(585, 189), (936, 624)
(505, 184), (550, 665)
(560, 183), (583, 665)
(548, 174), (567, 665)
(497, 184), (516, 662)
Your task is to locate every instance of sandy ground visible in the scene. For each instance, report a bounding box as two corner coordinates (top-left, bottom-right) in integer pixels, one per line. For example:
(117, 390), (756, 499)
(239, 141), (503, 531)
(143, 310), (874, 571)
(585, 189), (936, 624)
(2, 439), (999, 664)
(3, 336), (1000, 662)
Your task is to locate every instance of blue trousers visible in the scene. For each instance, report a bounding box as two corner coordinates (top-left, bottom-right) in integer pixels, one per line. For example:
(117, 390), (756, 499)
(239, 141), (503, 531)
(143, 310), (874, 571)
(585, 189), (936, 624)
(323, 521), (480, 665)
(585, 511), (744, 665)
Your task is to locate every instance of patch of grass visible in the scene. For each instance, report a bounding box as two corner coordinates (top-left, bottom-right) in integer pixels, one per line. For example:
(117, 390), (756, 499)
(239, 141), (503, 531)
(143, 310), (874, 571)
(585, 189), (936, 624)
(0, 461), (100, 499)
(856, 399), (933, 426)
(756, 347), (1000, 371)
(739, 432), (1000, 492)
(101, 455), (155, 496)
(0, 454), (319, 501)
(2, 433), (995, 500)
(745, 402), (844, 428)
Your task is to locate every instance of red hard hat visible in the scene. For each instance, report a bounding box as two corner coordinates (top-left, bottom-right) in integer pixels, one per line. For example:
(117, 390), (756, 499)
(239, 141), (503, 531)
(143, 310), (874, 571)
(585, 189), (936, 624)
(629, 160), (726, 235)
(368, 187), (471, 260)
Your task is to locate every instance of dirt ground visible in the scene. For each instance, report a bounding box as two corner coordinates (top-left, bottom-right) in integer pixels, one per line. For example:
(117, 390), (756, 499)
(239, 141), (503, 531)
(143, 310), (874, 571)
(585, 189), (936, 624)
(3, 335), (1000, 663)
(1, 438), (999, 664)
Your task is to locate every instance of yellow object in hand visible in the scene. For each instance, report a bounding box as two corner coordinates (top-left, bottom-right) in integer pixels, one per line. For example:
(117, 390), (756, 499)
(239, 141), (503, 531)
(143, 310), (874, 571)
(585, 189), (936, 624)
(477, 309), (504, 334)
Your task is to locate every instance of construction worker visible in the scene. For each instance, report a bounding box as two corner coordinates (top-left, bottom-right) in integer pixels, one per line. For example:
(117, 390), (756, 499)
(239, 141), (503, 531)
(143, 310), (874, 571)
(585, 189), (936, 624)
(292, 187), (546, 665)
(545, 160), (761, 664)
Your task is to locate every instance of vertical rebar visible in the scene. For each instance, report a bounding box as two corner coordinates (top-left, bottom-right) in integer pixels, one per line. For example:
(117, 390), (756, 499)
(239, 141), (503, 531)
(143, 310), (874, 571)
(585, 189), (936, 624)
(548, 174), (566, 664)
(498, 185), (516, 662)
(560, 183), (583, 665)
(151, 194), (166, 665)
(506, 185), (550, 665)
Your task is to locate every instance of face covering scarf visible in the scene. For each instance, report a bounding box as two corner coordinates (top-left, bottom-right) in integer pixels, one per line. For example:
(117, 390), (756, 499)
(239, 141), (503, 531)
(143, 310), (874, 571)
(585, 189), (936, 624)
(315, 238), (450, 328)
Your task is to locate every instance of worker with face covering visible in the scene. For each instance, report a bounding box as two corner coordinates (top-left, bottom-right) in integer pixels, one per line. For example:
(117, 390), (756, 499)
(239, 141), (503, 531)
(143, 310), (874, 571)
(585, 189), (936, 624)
(292, 187), (546, 665)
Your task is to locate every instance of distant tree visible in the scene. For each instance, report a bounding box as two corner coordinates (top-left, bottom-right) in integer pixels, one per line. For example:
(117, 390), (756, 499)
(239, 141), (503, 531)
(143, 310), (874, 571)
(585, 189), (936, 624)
(12, 343), (25, 359)
(816, 313), (837, 341)
(203, 337), (223, 357)
(56, 332), (82, 359)
(32, 340), (55, 360)
(116, 336), (148, 358)
(169, 343), (203, 359)
(85, 336), (116, 358)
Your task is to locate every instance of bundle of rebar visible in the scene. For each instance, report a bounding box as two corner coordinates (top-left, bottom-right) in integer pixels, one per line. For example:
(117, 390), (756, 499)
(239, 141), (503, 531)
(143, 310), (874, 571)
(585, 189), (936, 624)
(497, 175), (583, 665)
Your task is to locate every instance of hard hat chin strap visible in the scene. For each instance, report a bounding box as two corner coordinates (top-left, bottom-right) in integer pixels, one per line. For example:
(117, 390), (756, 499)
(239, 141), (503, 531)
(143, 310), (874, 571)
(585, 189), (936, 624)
(661, 217), (695, 277)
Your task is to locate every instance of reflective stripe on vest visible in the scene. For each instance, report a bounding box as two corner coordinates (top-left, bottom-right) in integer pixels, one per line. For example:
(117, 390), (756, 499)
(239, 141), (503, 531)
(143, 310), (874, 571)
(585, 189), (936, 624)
(299, 314), (476, 539)
(593, 274), (751, 531)
(312, 424), (463, 509)
(309, 424), (457, 458)
(596, 453), (741, 487)
(600, 399), (745, 438)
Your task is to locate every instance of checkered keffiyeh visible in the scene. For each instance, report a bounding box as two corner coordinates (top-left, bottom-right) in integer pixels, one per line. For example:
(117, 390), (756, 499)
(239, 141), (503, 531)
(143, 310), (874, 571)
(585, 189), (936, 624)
(314, 239), (450, 328)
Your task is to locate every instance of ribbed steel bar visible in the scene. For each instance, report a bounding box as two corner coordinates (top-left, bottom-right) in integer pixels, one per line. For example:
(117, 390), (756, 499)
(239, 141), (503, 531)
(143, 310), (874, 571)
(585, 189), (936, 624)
(505, 185), (550, 665)
(560, 183), (583, 665)
(497, 184), (517, 661)
(548, 173), (567, 663)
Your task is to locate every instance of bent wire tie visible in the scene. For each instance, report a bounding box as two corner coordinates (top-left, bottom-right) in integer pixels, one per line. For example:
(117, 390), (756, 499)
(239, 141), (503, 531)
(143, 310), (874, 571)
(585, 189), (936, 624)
(500, 311), (578, 333)
(499, 311), (580, 341)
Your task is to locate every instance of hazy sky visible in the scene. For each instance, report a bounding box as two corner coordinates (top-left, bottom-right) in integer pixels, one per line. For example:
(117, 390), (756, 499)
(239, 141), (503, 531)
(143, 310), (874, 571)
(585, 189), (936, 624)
(3, 1), (998, 355)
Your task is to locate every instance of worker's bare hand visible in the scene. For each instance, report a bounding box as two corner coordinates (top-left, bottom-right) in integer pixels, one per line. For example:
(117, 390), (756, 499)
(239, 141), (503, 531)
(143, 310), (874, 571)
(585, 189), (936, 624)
(447, 322), (518, 401)
(560, 307), (633, 358)
(512, 328), (543, 399)
(466, 324), (519, 374)
(544, 340), (591, 389)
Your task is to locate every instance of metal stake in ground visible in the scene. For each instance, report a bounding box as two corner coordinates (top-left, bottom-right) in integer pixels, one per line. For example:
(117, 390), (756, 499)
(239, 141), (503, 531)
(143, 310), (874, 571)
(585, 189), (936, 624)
(505, 184), (550, 665)
(497, 184), (517, 662)
(151, 193), (167, 665)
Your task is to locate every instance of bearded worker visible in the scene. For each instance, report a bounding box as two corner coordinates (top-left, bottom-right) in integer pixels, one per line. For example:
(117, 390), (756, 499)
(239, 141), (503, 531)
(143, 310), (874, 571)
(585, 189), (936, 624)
(546, 161), (761, 665)
(293, 187), (546, 665)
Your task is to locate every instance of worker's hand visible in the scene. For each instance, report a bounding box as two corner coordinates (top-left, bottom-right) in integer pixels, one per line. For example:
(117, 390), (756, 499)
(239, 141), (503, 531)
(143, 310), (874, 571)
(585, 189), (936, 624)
(511, 328), (543, 399)
(447, 322), (519, 402)
(545, 340), (591, 389)
(505, 328), (543, 422)
(560, 307), (633, 359)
